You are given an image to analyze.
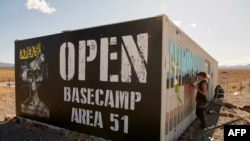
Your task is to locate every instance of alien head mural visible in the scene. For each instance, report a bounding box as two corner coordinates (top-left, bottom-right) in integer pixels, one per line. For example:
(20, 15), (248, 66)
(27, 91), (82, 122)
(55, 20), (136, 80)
(18, 43), (49, 119)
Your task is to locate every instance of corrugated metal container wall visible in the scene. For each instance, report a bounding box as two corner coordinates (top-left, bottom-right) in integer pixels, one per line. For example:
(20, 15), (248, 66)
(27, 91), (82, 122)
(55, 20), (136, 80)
(161, 15), (218, 141)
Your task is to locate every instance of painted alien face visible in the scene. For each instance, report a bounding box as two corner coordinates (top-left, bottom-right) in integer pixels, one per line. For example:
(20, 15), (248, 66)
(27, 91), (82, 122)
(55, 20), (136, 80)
(21, 54), (45, 91)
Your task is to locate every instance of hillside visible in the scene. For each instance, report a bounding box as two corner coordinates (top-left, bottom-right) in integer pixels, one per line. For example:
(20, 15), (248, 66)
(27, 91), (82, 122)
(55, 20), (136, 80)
(219, 64), (250, 69)
(0, 62), (14, 67)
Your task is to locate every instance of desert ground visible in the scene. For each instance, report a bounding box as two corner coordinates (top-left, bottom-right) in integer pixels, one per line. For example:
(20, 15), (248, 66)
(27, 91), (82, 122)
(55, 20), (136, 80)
(0, 67), (15, 121)
(0, 68), (250, 141)
(0, 67), (14, 82)
(218, 69), (250, 94)
(196, 69), (250, 141)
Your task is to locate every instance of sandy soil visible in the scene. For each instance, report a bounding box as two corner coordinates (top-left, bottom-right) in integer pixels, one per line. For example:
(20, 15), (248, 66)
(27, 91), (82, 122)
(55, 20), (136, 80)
(0, 87), (15, 121)
(218, 69), (250, 95)
(0, 67), (14, 82)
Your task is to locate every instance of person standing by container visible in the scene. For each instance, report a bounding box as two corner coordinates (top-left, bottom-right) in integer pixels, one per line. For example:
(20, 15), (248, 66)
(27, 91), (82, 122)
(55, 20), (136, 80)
(193, 71), (208, 129)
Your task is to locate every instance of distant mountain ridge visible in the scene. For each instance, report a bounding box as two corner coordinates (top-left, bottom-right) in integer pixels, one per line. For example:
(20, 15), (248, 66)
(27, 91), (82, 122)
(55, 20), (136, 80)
(0, 62), (14, 67)
(219, 64), (250, 69)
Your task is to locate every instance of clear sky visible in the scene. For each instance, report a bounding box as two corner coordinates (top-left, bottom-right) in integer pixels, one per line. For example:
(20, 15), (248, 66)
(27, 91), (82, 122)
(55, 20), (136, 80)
(1, 0), (250, 66)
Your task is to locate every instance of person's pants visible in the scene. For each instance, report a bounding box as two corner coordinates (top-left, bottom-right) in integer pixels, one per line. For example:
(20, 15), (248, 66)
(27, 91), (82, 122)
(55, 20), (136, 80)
(196, 104), (206, 128)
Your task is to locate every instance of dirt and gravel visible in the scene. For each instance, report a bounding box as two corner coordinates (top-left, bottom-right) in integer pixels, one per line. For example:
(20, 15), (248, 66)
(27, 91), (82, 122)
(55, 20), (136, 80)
(181, 96), (250, 141)
(0, 69), (250, 141)
(0, 121), (72, 141)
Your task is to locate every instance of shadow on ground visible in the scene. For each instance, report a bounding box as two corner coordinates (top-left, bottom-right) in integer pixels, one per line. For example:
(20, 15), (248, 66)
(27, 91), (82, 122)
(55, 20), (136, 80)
(179, 98), (250, 141)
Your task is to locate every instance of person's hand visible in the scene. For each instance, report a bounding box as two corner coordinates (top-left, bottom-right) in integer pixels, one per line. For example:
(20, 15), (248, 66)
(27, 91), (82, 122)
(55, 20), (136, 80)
(191, 83), (197, 88)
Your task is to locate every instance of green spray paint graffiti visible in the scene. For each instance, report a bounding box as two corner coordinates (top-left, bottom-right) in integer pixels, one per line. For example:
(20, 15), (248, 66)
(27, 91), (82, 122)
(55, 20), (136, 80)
(170, 55), (182, 103)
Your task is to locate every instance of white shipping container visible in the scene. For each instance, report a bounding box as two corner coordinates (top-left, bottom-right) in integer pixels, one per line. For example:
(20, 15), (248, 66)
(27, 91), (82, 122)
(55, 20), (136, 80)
(161, 14), (218, 140)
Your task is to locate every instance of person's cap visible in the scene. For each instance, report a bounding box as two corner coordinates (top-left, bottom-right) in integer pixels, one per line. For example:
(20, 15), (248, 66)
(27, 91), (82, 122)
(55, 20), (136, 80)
(196, 71), (207, 78)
